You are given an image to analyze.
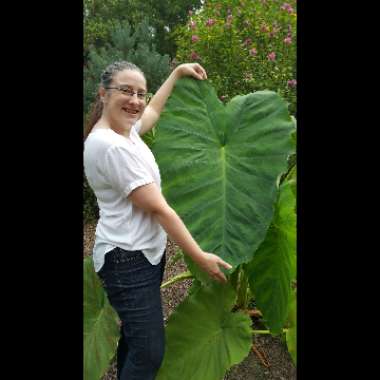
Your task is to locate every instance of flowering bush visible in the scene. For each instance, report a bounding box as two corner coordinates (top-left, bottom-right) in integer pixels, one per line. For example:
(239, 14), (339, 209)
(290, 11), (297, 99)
(173, 0), (297, 115)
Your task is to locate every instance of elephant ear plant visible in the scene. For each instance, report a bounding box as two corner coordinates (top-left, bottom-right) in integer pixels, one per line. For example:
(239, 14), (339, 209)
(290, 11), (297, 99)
(83, 256), (120, 380)
(152, 78), (295, 379)
(83, 78), (296, 380)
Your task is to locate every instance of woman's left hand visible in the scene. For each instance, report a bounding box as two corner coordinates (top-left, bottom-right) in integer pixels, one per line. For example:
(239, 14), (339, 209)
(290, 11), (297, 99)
(175, 63), (208, 81)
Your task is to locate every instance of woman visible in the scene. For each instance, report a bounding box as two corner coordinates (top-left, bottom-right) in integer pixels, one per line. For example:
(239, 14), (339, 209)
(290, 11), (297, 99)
(84, 61), (232, 380)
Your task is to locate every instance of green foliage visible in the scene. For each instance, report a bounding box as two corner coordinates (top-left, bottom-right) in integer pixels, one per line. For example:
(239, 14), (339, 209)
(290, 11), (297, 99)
(83, 256), (120, 380)
(84, 0), (145, 59)
(84, 0), (203, 59)
(246, 179), (296, 335)
(84, 0), (118, 55)
(156, 281), (253, 380)
(152, 78), (296, 375)
(152, 78), (295, 282)
(286, 287), (297, 365)
(280, 115), (296, 185)
(173, 0), (297, 115)
(83, 175), (99, 223)
(119, 0), (204, 58)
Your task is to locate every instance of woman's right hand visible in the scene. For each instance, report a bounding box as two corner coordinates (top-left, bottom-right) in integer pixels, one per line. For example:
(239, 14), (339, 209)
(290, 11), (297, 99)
(174, 62), (208, 81)
(195, 252), (233, 283)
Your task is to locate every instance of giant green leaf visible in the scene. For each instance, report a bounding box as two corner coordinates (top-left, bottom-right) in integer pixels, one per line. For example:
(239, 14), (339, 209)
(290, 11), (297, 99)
(152, 78), (294, 281)
(246, 180), (296, 334)
(156, 281), (252, 380)
(83, 256), (120, 380)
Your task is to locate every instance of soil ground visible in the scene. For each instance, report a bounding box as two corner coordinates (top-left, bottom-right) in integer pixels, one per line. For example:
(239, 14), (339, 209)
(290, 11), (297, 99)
(84, 222), (296, 380)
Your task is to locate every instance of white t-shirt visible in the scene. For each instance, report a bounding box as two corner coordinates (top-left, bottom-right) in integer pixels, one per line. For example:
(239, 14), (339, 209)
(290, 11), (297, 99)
(84, 120), (167, 272)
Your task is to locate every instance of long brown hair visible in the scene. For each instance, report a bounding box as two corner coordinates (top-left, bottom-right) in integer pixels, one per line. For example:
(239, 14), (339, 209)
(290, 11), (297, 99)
(84, 94), (103, 140)
(83, 61), (146, 141)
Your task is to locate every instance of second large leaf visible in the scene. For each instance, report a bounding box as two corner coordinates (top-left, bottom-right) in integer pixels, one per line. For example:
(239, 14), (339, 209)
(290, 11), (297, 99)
(152, 78), (294, 275)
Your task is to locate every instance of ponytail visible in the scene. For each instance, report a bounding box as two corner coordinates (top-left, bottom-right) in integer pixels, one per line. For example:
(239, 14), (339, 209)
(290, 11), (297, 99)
(84, 94), (103, 141)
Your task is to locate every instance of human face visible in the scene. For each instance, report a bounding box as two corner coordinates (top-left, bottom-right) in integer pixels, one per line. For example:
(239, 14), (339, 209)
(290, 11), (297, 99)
(102, 69), (147, 130)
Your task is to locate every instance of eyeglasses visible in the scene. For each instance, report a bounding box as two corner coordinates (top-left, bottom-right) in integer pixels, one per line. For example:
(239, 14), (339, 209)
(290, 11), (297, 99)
(105, 86), (152, 102)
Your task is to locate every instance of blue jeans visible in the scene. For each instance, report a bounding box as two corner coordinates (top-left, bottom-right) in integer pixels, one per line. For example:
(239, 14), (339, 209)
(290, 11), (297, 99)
(97, 247), (166, 380)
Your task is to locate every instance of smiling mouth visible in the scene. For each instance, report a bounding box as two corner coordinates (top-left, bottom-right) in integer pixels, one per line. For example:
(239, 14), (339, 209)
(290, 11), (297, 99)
(122, 107), (139, 116)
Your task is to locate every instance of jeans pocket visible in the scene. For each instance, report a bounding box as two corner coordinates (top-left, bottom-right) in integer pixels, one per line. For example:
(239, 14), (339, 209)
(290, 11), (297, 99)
(118, 256), (165, 290)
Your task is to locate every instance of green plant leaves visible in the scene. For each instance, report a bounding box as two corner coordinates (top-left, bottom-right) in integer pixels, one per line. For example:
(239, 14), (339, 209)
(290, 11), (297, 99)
(286, 288), (297, 366)
(246, 180), (296, 335)
(83, 256), (120, 380)
(152, 77), (294, 282)
(156, 281), (253, 380)
(174, 0), (297, 114)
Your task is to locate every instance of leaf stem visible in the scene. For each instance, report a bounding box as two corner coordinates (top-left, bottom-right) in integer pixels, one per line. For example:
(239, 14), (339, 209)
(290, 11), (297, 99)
(252, 329), (289, 335)
(236, 265), (250, 309)
(160, 271), (193, 289)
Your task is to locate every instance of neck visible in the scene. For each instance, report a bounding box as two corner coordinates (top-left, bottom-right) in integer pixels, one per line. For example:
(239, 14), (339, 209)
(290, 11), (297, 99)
(97, 115), (133, 138)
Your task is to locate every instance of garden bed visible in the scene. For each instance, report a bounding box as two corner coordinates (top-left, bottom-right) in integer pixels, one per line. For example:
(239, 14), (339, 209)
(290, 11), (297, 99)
(84, 222), (296, 380)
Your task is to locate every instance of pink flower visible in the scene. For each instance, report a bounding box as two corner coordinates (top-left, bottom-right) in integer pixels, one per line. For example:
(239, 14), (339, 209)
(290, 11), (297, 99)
(287, 79), (297, 88)
(220, 95), (228, 101)
(280, 3), (288, 10)
(284, 36), (292, 44)
(249, 48), (257, 56)
(190, 20), (196, 29)
(190, 50), (200, 60)
(206, 18), (216, 27)
(281, 3), (294, 14)
(191, 35), (200, 43)
(267, 51), (276, 61)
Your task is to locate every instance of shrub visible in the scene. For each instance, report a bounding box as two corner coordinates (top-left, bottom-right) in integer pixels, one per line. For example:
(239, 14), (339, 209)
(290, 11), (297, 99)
(173, 0), (297, 115)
